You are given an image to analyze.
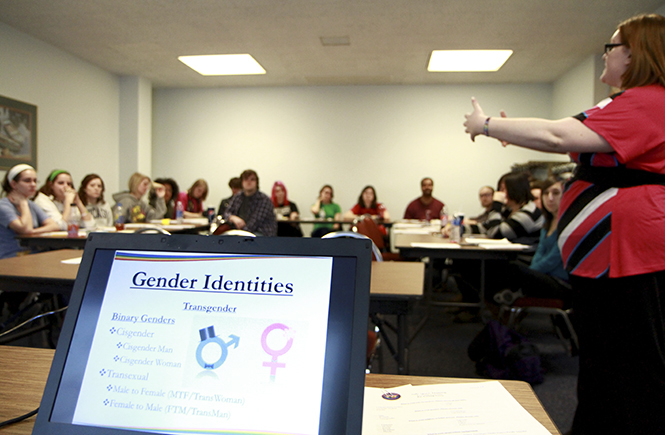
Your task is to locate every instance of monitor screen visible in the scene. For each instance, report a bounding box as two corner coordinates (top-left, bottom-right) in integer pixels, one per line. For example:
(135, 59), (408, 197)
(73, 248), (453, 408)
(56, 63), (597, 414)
(34, 234), (371, 435)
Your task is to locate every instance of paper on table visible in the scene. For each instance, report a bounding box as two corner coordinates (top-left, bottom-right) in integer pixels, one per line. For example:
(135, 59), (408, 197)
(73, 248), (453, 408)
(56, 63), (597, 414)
(395, 228), (438, 235)
(61, 257), (82, 264)
(465, 237), (512, 245)
(43, 231), (69, 237)
(479, 243), (530, 250)
(410, 242), (461, 249)
(362, 381), (551, 435)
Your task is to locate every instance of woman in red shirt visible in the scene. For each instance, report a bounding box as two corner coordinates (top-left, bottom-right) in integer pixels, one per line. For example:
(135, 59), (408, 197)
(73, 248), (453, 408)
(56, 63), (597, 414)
(464, 14), (665, 434)
(177, 179), (208, 218)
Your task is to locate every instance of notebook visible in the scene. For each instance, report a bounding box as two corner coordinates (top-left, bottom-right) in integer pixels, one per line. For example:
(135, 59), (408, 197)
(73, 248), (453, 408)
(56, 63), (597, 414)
(33, 232), (372, 435)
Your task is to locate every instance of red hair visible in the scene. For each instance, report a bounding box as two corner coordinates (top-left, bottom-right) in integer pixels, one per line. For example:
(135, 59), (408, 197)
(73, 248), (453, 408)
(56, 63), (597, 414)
(271, 181), (289, 207)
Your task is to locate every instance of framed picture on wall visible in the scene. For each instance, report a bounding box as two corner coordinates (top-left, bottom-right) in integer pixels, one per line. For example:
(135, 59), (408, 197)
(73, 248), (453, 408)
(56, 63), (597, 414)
(0, 95), (37, 170)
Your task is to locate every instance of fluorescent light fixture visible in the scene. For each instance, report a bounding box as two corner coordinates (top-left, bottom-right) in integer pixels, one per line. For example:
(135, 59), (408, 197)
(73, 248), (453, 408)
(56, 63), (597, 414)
(427, 50), (513, 72)
(178, 54), (266, 76)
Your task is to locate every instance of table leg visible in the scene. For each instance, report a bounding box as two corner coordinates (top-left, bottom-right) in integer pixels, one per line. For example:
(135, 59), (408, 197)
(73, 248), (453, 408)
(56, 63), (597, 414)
(397, 311), (407, 375)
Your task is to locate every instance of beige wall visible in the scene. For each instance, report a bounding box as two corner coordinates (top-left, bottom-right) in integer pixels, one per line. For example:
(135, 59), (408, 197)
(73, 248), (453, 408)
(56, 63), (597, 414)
(152, 84), (571, 220)
(0, 22), (120, 195)
(16, 9), (665, 220)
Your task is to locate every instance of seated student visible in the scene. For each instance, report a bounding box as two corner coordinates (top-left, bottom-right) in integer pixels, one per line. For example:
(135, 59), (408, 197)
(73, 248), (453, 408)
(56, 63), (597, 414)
(467, 185), (502, 225)
(217, 177), (241, 216)
(311, 185), (342, 238)
(223, 169), (277, 236)
(403, 177), (445, 221)
(344, 185), (390, 236)
(530, 179), (544, 210)
(112, 172), (166, 223)
(78, 174), (113, 227)
(272, 181), (303, 237)
(33, 169), (95, 230)
(177, 178), (208, 218)
(344, 185), (391, 221)
(468, 172), (543, 245)
(0, 164), (59, 259)
(492, 177), (571, 305)
(152, 178), (179, 219)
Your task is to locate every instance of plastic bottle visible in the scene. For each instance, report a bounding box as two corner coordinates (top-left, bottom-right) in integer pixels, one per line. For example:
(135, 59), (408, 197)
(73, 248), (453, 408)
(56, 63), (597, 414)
(440, 206), (449, 232)
(67, 204), (79, 238)
(175, 200), (184, 223)
(450, 213), (465, 243)
(114, 203), (125, 231)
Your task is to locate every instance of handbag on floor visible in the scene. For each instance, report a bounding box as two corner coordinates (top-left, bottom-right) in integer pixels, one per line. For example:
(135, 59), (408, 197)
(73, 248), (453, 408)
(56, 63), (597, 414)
(468, 320), (543, 384)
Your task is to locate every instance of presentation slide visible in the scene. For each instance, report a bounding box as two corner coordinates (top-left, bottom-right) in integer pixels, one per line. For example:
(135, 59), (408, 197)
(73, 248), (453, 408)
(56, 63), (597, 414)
(70, 251), (333, 435)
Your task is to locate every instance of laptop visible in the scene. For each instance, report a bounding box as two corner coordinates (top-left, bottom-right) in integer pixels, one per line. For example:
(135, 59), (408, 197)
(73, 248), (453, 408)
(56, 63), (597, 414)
(32, 232), (372, 435)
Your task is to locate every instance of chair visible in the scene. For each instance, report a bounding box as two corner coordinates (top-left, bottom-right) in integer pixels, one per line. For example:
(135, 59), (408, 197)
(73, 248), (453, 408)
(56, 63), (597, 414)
(366, 327), (381, 373)
(353, 216), (402, 261)
(499, 296), (579, 356)
(135, 226), (171, 235)
(209, 216), (256, 237)
(322, 231), (386, 370)
(321, 231), (382, 262)
(210, 216), (232, 235)
(221, 229), (256, 237)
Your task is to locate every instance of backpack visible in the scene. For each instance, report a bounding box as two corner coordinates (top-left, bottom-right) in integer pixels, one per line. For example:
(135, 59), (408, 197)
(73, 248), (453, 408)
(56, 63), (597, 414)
(467, 320), (543, 385)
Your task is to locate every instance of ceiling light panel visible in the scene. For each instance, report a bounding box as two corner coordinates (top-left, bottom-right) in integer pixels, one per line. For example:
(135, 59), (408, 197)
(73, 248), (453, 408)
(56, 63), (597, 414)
(178, 54), (266, 76)
(427, 50), (513, 72)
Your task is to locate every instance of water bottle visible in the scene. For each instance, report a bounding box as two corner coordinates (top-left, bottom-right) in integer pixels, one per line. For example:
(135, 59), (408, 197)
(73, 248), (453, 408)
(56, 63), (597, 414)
(450, 213), (465, 243)
(67, 204), (79, 238)
(175, 200), (184, 223)
(440, 206), (449, 232)
(114, 202), (125, 231)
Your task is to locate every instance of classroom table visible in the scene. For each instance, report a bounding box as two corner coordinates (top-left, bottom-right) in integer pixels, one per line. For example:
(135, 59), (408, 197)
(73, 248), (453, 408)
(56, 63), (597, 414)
(395, 232), (524, 309)
(0, 250), (81, 294)
(292, 217), (393, 226)
(0, 346), (560, 435)
(15, 221), (210, 251)
(0, 250), (424, 375)
(368, 261), (424, 374)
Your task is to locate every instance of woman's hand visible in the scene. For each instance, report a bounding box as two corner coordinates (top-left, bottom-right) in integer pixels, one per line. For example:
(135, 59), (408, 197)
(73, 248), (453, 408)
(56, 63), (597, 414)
(7, 190), (27, 207)
(7, 190), (34, 234)
(64, 187), (77, 205)
(464, 97), (488, 141)
(464, 98), (510, 146)
(153, 182), (166, 199)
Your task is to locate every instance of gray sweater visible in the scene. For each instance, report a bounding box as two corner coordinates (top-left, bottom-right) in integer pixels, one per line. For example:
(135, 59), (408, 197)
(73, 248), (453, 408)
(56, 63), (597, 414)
(111, 191), (166, 223)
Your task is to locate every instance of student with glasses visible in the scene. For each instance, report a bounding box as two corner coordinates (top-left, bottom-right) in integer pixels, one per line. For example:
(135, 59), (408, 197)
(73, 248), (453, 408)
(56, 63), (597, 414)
(464, 13), (665, 434)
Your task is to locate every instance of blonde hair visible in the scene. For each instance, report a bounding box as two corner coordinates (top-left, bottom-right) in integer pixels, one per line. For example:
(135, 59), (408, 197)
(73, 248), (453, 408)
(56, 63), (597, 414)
(128, 172), (150, 195)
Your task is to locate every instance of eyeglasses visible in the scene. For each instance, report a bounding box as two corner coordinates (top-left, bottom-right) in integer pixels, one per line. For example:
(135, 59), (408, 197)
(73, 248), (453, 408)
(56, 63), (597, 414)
(604, 43), (624, 54)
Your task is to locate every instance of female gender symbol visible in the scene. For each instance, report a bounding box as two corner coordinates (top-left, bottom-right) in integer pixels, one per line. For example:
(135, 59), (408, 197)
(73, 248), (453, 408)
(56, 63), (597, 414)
(261, 323), (293, 379)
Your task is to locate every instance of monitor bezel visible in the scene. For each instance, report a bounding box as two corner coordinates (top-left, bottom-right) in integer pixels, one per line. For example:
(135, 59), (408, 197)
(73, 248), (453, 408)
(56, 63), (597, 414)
(33, 233), (371, 435)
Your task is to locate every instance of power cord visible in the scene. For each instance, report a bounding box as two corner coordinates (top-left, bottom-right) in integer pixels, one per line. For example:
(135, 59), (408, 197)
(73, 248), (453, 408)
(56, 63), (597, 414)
(0, 306), (67, 339)
(0, 407), (39, 428)
(0, 306), (67, 427)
